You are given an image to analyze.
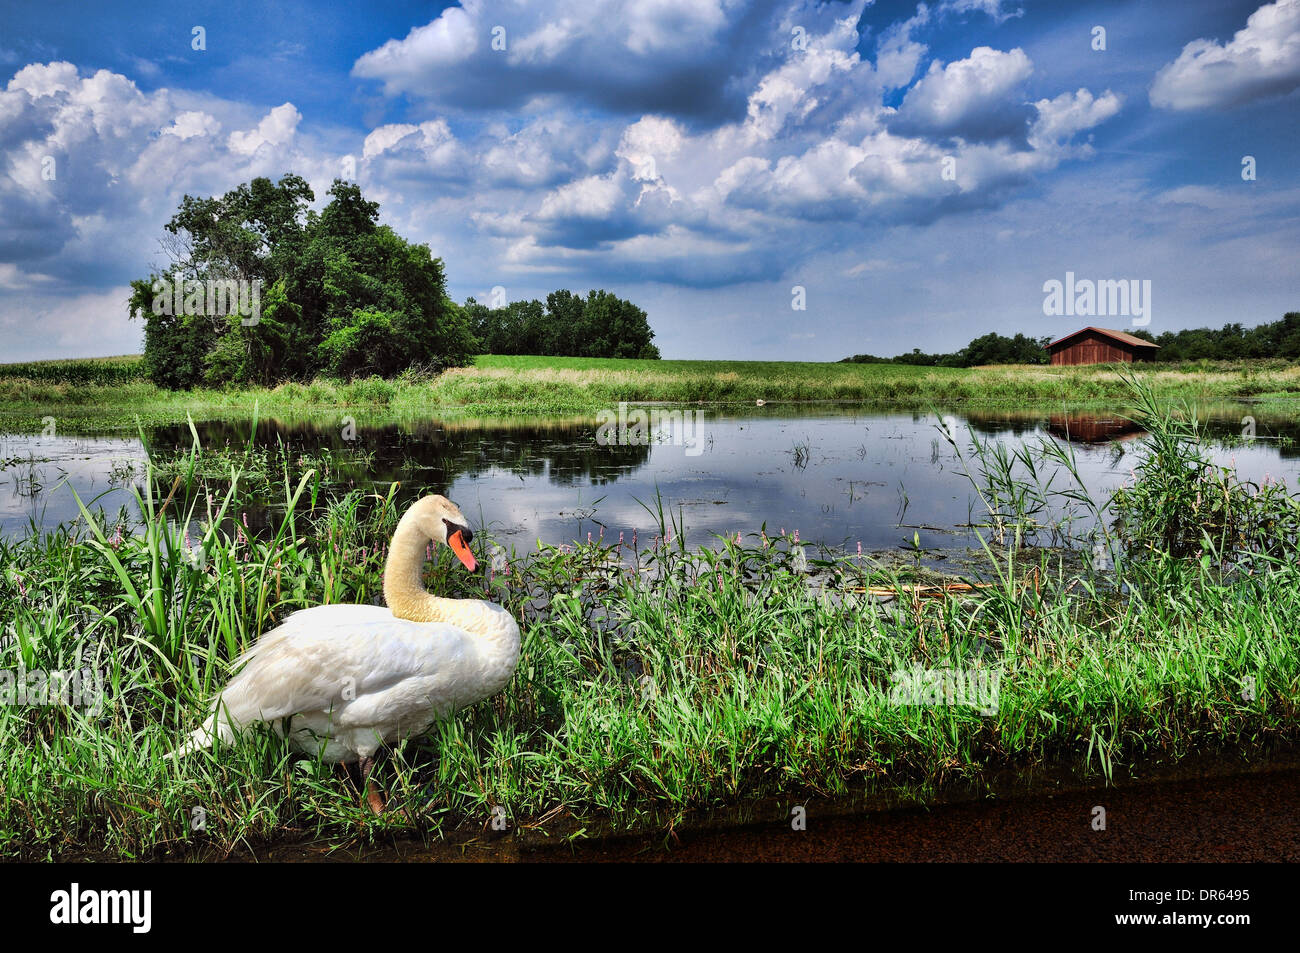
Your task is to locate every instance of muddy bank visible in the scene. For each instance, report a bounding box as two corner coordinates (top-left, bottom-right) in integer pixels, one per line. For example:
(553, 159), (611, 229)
(559, 766), (1300, 862)
(220, 752), (1300, 863)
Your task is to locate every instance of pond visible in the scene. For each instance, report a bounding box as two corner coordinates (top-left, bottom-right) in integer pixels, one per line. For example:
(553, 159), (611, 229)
(2, 403), (1297, 555)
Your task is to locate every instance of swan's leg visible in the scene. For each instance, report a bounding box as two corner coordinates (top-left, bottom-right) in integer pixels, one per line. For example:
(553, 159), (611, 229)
(359, 755), (385, 814)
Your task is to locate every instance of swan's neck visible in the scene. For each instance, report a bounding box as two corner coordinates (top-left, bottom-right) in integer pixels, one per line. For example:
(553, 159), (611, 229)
(381, 510), (520, 690)
(382, 513), (493, 634)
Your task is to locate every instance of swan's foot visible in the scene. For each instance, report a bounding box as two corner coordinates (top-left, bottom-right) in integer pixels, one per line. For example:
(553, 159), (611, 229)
(359, 755), (385, 815)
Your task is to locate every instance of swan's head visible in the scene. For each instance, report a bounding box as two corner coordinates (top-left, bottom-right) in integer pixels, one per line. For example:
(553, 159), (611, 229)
(408, 494), (476, 572)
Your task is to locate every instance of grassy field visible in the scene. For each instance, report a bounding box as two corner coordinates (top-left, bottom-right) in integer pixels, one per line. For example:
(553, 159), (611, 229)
(1, 382), (1296, 858)
(3, 353), (1300, 431)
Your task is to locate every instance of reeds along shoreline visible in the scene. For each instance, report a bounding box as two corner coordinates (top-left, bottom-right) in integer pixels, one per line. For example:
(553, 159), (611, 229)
(0, 379), (1297, 858)
(4, 354), (1300, 429)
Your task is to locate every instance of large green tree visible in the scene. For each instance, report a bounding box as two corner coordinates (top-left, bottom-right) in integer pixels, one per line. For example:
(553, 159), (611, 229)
(129, 175), (474, 386)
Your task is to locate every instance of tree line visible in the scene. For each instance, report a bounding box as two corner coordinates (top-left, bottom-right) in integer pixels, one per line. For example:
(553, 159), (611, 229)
(841, 332), (1050, 367)
(129, 175), (658, 388)
(842, 314), (1300, 366)
(1128, 314), (1300, 361)
(463, 290), (659, 359)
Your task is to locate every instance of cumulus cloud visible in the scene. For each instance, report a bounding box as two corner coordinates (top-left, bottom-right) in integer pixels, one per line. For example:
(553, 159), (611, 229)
(360, 116), (614, 194)
(615, 115), (684, 190)
(351, 0), (864, 124)
(1028, 88), (1123, 153)
(893, 47), (1034, 141)
(874, 8), (929, 91)
(0, 2), (1132, 308)
(360, 118), (469, 187)
(538, 175), (625, 221)
(163, 110), (221, 140)
(0, 63), (339, 292)
(227, 102), (301, 155)
(479, 118), (616, 188)
(354, 5), (1121, 284)
(1150, 0), (1300, 110)
(362, 122), (423, 159)
(742, 10), (867, 142)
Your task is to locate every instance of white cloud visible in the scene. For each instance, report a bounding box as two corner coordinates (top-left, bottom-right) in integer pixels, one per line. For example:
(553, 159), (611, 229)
(0, 4), (1146, 348)
(351, 5), (478, 96)
(874, 8), (930, 90)
(350, 0), (869, 123)
(1150, 0), (1300, 110)
(1028, 88), (1123, 152)
(938, 0), (1024, 24)
(743, 11), (865, 141)
(538, 175), (625, 220)
(895, 47), (1033, 139)
(478, 118), (614, 188)
(163, 110), (221, 140)
(616, 116), (684, 183)
(227, 102), (301, 155)
(0, 262), (54, 289)
(361, 122), (420, 158)
(0, 63), (342, 286)
(622, 0), (730, 55)
(6, 60), (80, 98)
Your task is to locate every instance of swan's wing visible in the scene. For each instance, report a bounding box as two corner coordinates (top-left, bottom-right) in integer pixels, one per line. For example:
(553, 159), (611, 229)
(216, 608), (472, 726)
(238, 604), (392, 660)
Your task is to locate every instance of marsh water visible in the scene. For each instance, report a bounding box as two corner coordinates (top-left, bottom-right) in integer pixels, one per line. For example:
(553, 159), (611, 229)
(3, 403), (1298, 554)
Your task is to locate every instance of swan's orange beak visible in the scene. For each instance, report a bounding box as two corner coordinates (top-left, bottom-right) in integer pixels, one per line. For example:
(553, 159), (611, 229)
(448, 529), (477, 572)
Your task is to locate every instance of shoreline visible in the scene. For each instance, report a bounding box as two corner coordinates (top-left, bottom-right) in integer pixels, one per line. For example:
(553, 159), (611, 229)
(34, 744), (1300, 862)
(4, 355), (1300, 431)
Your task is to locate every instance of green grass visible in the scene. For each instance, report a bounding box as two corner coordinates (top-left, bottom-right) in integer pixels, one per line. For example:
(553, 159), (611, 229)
(1, 380), (1297, 858)
(5, 354), (1300, 432)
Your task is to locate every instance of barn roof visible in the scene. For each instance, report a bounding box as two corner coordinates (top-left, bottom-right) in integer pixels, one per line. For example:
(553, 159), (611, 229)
(1045, 326), (1160, 350)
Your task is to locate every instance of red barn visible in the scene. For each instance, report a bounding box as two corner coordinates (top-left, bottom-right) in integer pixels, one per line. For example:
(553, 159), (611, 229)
(1045, 326), (1159, 366)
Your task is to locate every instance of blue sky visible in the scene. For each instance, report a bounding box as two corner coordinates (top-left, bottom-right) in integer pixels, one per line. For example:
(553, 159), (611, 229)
(1, 0), (1297, 361)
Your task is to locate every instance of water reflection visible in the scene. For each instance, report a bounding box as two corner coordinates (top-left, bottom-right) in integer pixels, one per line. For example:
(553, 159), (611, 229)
(1045, 413), (1145, 445)
(146, 417), (652, 488)
(3, 404), (1298, 553)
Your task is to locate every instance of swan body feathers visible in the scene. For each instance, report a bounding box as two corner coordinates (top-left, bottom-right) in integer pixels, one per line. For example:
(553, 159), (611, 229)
(169, 495), (520, 764)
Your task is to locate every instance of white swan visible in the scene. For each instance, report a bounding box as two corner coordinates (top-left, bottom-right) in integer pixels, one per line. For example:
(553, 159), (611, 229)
(169, 494), (520, 810)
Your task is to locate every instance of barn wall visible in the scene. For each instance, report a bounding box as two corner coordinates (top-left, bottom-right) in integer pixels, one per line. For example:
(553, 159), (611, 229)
(1049, 331), (1136, 365)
